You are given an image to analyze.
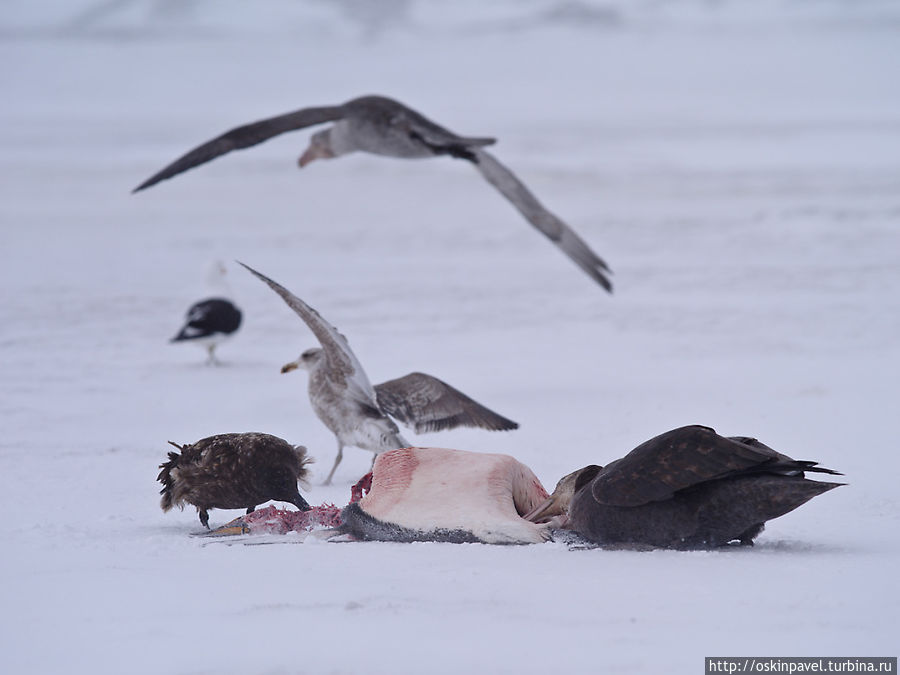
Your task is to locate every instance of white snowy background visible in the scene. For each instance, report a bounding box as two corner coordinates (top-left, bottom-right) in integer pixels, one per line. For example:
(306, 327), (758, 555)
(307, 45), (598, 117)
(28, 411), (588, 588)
(2, 1), (898, 673)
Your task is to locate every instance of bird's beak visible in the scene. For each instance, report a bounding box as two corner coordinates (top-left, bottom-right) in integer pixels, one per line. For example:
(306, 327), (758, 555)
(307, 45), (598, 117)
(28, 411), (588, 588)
(203, 517), (251, 537)
(298, 148), (316, 168)
(523, 465), (599, 524)
(522, 493), (568, 523)
(298, 144), (334, 168)
(281, 360), (299, 374)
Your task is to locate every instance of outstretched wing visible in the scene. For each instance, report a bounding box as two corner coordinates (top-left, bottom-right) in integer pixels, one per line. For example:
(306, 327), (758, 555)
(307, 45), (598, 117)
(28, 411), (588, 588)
(133, 105), (345, 192)
(239, 262), (378, 405)
(471, 148), (613, 292)
(374, 372), (518, 434)
(592, 425), (838, 508)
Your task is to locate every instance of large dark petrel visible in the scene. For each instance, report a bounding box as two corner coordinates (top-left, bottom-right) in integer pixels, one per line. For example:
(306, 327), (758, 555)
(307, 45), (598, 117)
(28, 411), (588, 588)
(134, 95), (612, 291)
(524, 425), (843, 548)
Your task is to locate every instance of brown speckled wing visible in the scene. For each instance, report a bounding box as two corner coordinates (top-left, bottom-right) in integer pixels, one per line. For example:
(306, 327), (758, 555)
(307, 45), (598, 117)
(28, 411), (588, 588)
(375, 372), (518, 434)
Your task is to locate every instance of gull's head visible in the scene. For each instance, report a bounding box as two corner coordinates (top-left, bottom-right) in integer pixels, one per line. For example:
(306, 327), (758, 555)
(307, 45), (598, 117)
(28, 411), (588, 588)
(298, 129), (335, 167)
(522, 465), (603, 525)
(281, 347), (324, 374)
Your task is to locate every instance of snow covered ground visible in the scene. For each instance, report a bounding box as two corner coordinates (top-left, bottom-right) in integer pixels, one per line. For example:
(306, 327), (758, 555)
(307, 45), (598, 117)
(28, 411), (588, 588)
(2, 1), (899, 673)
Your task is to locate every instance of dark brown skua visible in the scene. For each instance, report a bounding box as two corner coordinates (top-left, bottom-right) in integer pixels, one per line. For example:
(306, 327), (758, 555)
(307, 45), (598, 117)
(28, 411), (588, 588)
(158, 432), (312, 529)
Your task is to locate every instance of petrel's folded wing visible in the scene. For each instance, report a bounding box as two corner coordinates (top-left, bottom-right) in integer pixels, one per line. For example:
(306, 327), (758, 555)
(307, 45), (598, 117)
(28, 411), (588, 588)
(592, 425), (840, 508)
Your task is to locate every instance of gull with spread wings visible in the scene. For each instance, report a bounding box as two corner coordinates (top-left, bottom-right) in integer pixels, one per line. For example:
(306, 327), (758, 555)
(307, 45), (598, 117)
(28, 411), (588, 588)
(136, 96), (612, 291)
(241, 263), (518, 485)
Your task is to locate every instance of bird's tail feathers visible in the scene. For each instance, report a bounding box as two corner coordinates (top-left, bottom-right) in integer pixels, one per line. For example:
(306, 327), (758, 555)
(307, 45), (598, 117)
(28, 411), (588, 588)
(797, 461), (843, 476)
(460, 136), (496, 148)
(293, 445), (314, 488)
(157, 448), (183, 512)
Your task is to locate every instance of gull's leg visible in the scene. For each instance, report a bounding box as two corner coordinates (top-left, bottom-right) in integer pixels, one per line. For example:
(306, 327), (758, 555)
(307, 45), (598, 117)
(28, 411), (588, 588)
(205, 344), (219, 366)
(323, 440), (344, 486)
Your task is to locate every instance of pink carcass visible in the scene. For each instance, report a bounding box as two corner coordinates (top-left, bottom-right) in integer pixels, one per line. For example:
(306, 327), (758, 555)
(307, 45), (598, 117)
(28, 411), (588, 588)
(209, 447), (551, 544)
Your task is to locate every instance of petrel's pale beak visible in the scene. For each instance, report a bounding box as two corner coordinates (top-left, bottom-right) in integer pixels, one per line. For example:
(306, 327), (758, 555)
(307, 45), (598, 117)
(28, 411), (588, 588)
(522, 466), (598, 524)
(281, 360), (300, 374)
(298, 144), (334, 168)
(522, 493), (568, 523)
(298, 147), (317, 168)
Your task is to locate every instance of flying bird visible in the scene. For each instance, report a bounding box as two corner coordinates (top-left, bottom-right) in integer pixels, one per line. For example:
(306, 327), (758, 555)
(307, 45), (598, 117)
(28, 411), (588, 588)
(170, 261), (242, 365)
(241, 262), (518, 485)
(523, 425), (844, 548)
(157, 432), (312, 529)
(134, 95), (612, 291)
